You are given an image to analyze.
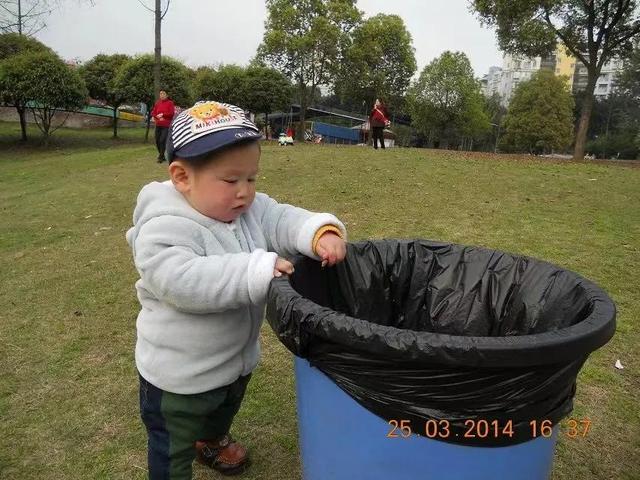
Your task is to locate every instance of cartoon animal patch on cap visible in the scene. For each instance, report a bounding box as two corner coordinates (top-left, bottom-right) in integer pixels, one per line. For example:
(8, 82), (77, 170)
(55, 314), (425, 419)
(189, 102), (230, 121)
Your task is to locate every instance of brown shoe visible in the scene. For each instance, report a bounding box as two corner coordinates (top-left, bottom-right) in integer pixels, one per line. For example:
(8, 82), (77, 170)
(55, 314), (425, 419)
(195, 435), (250, 476)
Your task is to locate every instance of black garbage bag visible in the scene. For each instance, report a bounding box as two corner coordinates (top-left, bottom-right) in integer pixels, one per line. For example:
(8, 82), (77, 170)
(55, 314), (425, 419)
(266, 240), (616, 446)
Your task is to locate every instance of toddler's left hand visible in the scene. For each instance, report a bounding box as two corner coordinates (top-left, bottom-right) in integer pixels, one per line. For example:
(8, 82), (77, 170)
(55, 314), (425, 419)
(315, 232), (346, 267)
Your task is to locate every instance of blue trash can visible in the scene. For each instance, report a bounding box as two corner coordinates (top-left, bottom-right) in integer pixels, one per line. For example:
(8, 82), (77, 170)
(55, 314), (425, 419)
(295, 357), (558, 480)
(266, 240), (616, 480)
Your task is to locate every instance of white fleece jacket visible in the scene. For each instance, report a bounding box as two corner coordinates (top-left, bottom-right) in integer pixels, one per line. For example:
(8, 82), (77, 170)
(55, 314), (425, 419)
(126, 180), (346, 394)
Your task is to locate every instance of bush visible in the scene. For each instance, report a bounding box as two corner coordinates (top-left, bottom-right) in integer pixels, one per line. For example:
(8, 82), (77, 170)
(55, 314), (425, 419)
(586, 131), (639, 160)
(0, 51), (87, 143)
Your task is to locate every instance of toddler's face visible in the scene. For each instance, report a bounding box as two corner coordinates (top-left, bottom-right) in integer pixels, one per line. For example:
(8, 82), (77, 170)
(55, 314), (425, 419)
(187, 142), (260, 223)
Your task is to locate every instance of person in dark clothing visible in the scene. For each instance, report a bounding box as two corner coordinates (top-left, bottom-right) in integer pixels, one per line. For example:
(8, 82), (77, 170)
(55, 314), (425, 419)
(369, 98), (390, 150)
(151, 90), (176, 162)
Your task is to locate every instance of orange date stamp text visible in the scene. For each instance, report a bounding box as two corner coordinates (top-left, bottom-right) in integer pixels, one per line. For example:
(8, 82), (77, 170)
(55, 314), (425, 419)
(386, 418), (591, 440)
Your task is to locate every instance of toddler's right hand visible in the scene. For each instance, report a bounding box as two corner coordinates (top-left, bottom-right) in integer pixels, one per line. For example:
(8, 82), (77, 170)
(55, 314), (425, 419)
(274, 257), (294, 278)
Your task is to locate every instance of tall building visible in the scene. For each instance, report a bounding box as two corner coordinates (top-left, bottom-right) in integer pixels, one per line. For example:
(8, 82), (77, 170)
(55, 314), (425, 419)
(482, 66), (503, 98)
(554, 47), (576, 89)
(481, 45), (623, 106)
(572, 58), (625, 97)
(497, 54), (549, 106)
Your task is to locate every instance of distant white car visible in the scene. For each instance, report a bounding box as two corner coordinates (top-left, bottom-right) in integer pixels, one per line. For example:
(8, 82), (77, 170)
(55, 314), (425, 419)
(278, 133), (294, 146)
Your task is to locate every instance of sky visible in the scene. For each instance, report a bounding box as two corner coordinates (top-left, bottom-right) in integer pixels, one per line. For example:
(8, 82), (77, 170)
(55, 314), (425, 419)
(35, 0), (503, 78)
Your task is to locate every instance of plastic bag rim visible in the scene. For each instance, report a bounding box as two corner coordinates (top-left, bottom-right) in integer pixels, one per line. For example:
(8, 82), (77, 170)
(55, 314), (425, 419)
(269, 241), (616, 367)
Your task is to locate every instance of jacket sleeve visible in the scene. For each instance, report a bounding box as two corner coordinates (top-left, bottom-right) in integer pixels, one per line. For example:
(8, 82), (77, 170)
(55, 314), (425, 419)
(133, 216), (278, 313)
(254, 193), (346, 259)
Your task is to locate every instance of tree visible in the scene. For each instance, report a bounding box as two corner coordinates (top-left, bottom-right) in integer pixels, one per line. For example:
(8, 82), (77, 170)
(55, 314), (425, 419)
(617, 41), (640, 102)
(500, 70), (574, 154)
(482, 93), (507, 152)
(243, 66), (292, 136)
(618, 42), (640, 158)
(0, 32), (50, 139)
(0, 51), (87, 144)
(79, 53), (130, 138)
(0, 30), (48, 58)
(257, 0), (362, 140)
(473, 0), (640, 160)
(137, 0), (170, 99)
(193, 64), (247, 105)
(113, 54), (191, 141)
(335, 14), (416, 110)
(184, 65), (197, 100)
(407, 51), (489, 149)
(582, 44), (640, 159)
(0, 0), (52, 35)
(579, 92), (639, 159)
(191, 66), (213, 99)
(191, 66), (292, 136)
(0, 0), (95, 36)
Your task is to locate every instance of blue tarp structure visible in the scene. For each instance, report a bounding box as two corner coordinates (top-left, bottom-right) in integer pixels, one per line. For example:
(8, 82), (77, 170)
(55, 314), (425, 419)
(312, 121), (361, 144)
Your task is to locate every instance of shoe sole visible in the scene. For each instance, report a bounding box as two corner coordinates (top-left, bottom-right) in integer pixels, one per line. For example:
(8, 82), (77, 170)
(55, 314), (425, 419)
(215, 460), (250, 476)
(197, 457), (250, 476)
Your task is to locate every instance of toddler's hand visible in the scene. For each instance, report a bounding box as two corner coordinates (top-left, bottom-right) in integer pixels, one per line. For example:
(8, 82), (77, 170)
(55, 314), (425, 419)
(316, 232), (346, 267)
(274, 257), (294, 278)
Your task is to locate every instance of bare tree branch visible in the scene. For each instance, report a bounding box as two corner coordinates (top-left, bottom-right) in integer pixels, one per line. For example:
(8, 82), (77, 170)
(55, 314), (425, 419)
(603, 0), (631, 42)
(22, 9), (51, 19)
(0, 22), (21, 31)
(50, 111), (71, 134)
(160, 0), (170, 19)
(595, 0), (611, 48)
(586, 0), (596, 57)
(24, 1), (44, 17)
(605, 22), (640, 53)
(544, 7), (591, 66)
(25, 21), (46, 35)
(136, 0), (154, 13)
(0, 3), (17, 15)
(0, 0), (59, 35)
(596, 0), (635, 70)
(30, 106), (44, 125)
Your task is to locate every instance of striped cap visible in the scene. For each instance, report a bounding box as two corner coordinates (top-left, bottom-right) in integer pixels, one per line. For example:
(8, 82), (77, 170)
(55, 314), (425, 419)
(166, 101), (261, 162)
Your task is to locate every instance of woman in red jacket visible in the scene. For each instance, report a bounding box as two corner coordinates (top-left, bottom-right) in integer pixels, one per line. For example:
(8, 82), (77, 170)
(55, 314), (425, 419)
(369, 98), (390, 150)
(150, 90), (176, 162)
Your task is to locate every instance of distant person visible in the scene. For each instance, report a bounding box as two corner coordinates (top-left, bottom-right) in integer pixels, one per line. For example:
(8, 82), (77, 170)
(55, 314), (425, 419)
(369, 98), (390, 150)
(286, 126), (295, 139)
(151, 89), (175, 163)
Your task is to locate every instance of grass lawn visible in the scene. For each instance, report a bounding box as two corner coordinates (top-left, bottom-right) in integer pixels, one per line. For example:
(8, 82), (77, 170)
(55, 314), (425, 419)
(0, 122), (638, 479)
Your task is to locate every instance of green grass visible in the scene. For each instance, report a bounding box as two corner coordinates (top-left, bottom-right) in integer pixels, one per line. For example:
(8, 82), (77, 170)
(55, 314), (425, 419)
(1, 122), (639, 479)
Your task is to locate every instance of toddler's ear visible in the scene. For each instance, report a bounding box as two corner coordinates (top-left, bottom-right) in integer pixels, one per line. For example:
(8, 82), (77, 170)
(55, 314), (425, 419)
(168, 160), (193, 194)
